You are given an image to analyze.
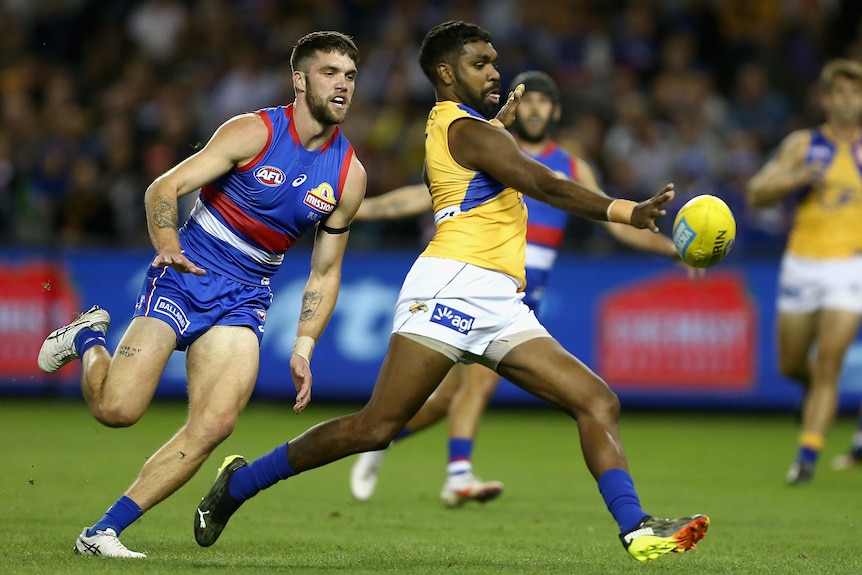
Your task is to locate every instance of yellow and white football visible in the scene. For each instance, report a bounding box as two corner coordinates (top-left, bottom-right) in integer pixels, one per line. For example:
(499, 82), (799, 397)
(672, 195), (736, 268)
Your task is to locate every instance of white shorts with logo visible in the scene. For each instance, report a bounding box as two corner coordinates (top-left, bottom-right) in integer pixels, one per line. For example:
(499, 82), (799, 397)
(777, 253), (862, 314)
(392, 257), (549, 364)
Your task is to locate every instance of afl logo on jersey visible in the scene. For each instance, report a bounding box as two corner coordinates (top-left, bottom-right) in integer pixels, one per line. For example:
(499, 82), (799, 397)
(254, 166), (286, 187)
(303, 182), (337, 214)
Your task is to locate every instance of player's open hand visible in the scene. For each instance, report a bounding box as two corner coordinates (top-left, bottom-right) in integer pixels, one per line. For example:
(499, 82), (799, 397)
(492, 83), (525, 129)
(151, 250), (206, 275)
(289, 354), (312, 414)
(631, 184), (675, 232)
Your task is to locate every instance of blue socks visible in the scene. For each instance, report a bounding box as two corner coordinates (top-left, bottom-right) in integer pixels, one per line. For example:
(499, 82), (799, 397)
(74, 328), (106, 357)
(87, 495), (142, 536)
(446, 437), (474, 480)
(797, 445), (819, 466)
(229, 443), (295, 501)
(597, 469), (648, 533)
(394, 428), (412, 442)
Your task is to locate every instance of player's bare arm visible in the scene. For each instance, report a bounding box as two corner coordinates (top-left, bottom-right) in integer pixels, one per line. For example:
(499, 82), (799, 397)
(145, 113), (269, 274)
(289, 154), (367, 413)
(448, 119), (672, 231)
(747, 130), (817, 207)
(355, 184), (431, 220)
(575, 158), (675, 258)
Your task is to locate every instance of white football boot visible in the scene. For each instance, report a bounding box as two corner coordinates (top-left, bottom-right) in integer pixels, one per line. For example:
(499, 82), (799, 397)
(74, 527), (146, 558)
(37, 305), (110, 372)
(440, 474), (504, 508)
(350, 449), (387, 501)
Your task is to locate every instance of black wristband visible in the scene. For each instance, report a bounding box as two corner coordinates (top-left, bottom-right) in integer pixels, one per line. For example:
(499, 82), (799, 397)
(320, 223), (351, 234)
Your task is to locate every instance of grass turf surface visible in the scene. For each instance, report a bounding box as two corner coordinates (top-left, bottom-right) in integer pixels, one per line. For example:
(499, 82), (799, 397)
(2, 399), (860, 574)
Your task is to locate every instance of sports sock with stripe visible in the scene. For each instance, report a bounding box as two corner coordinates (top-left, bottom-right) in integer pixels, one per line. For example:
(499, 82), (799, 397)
(445, 437), (473, 487)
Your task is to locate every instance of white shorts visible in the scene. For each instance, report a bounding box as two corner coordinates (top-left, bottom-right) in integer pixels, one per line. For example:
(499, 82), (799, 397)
(777, 253), (862, 313)
(392, 257), (549, 366)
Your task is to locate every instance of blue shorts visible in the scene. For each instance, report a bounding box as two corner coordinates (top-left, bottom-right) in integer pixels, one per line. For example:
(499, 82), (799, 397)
(133, 266), (273, 350)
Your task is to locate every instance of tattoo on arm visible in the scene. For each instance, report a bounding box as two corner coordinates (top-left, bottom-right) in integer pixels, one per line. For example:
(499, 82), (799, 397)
(299, 290), (323, 322)
(152, 196), (177, 230)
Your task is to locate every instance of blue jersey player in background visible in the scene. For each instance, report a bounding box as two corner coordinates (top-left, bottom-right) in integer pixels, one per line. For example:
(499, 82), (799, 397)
(347, 71), (685, 507)
(37, 31), (367, 558)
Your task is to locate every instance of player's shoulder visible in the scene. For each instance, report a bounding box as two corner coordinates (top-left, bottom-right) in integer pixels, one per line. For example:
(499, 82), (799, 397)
(347, 150), (367, 177)
(774, 128), (815, 159)
(782, 128), (815, 147)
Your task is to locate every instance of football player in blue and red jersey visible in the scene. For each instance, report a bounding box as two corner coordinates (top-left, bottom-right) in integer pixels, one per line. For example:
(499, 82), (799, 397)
(37, 31), (367, 558)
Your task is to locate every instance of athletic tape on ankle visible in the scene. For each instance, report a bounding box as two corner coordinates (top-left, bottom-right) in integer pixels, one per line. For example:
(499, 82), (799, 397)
(606, 199), (636, 224)
(292, 336), (315, 363)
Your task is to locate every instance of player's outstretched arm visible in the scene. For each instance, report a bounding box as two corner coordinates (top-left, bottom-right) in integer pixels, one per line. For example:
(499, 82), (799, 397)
(290, 153), (367, 414)
(448, 118), (672, 231)
(355, 184), (431, 221)
(747, 130), (818, 207)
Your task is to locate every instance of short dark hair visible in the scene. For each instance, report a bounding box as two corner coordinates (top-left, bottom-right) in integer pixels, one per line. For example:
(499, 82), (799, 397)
(419, 21), (492, 85)
(290, 31), (359, 73)
(508, 70), (560, 105)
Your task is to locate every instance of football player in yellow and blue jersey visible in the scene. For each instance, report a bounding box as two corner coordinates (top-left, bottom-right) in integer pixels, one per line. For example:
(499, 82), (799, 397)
(194, 21), (709, 563)
(348, 71), (683, 509)
(748, 58), (862, 484)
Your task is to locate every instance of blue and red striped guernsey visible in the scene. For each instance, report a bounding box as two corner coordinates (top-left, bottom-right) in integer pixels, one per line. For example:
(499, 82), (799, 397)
(179, 103), (355, 285)
(524, 142), (575, 272)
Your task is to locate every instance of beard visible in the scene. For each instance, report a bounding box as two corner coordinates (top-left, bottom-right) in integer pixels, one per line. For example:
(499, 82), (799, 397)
(512, 117), (552, 143)
(454, 76), (499, 118)
(305, 80), (348, 125)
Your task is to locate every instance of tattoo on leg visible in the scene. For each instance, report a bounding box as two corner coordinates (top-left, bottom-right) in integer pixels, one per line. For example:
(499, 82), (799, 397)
(117, 345), (142, 358)
(300, 290), (323, 322)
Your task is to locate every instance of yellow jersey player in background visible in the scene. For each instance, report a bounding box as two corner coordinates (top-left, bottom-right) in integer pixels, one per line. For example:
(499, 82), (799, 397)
(193, 20), (709, 563)
(747, 58), (862, 484)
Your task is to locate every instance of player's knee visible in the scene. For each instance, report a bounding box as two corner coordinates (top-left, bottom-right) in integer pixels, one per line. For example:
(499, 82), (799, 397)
(92, 402), (145, 428)
(581, 386), (620, 423)
(778, 361), (808, 384)
(193, 413), (239, 448)
(352, 411), (403, 450)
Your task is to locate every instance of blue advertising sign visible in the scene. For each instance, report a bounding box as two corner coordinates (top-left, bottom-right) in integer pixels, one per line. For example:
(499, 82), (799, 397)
(2, 248), (860, 412)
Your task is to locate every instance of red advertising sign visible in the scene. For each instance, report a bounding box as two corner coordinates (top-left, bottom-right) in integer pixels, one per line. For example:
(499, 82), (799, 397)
(0, 262), (79, 377)
(597, 272), (756, 390)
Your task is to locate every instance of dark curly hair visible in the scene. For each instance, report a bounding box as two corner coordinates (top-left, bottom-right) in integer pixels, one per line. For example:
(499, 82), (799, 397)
(419, 21), (492, 85)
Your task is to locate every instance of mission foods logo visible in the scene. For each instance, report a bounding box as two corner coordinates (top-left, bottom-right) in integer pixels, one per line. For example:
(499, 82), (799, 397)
(597, 272), (756, 389)
(303, 183), (337, 214)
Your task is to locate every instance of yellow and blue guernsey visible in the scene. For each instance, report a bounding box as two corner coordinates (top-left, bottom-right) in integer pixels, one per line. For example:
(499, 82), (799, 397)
(789, 127), (862, 258)
(421, 101), (528, 288)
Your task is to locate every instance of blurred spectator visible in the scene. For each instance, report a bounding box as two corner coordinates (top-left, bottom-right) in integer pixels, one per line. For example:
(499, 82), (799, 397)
(0, 0), (852, 253)
(727, 61), (793, 150)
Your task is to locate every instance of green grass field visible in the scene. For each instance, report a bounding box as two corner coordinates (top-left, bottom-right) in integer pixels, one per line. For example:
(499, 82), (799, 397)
(2, 398), (860, 574)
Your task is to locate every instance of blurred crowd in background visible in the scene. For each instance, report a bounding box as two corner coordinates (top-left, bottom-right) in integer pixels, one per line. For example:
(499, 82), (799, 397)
(1, 0), (861, 255)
